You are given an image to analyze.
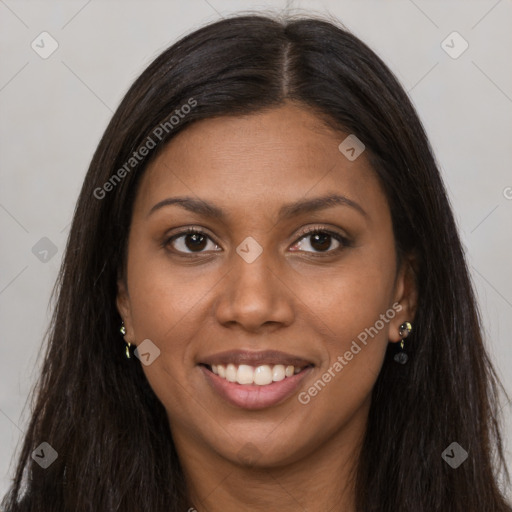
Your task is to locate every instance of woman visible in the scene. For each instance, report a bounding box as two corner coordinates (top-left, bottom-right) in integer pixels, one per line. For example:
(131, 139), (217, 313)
(3, 13), (510, 512)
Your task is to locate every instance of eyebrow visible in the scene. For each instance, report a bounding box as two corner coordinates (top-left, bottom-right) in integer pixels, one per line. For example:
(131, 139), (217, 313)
(147, 193), (368, 221)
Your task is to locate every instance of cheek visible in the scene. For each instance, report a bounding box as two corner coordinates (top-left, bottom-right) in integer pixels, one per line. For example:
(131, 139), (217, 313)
(296, 243), (396, 344)
(123, 244), (190, 376)
(124, 253), (210, 413)
(293, 246), (396, 403)
(126, 238), (214, 338)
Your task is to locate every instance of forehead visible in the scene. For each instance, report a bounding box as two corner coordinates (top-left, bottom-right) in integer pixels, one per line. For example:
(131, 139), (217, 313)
(134, 103), (385, 219)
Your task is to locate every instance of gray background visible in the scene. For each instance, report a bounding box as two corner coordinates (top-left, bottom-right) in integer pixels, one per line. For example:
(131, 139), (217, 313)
(1, 0), (511, 499)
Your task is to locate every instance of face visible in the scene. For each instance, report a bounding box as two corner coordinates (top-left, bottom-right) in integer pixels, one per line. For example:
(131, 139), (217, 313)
(117, 102), (416, 471)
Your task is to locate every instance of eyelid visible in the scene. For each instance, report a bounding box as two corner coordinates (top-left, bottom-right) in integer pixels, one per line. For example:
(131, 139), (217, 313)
(291, 225), (352, 255)
(164, 226), (220, 253)
(295, 224), (349, 241)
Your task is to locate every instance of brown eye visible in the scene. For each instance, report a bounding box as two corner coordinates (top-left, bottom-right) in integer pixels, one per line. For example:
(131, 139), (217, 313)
(183, 232), (208, 251)
(166, 229), (220, 254)
(308, 232), (332, 252)
(290, 229), (349, 255)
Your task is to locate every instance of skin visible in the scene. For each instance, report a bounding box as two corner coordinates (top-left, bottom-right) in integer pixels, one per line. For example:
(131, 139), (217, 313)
(117, 102), (417, 512)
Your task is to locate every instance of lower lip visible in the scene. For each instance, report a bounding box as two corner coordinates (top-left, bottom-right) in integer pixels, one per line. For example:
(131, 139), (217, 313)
(199, 365), (314, 410)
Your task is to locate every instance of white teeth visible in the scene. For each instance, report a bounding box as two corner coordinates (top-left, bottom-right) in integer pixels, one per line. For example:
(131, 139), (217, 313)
(253, 365), (273, 385)
(272, 364), (285, 382)
(237, 365), (254, 384)
(207, 363), (308, 385)
(226, 363), (237, 382)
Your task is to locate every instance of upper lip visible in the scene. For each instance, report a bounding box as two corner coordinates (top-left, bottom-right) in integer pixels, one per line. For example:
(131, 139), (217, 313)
(199, 350), (314, 368)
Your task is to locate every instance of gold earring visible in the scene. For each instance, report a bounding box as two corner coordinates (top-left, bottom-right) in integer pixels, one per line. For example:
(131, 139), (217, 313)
(120, 322), (131, 359)
(394, 321), (412, 365)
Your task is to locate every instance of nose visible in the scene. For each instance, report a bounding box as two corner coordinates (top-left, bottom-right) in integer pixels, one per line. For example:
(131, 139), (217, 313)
(213, 247), (295, 333)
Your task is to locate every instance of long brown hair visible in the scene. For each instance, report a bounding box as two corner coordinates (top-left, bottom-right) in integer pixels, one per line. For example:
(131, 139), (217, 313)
(3, 13), (511, 511)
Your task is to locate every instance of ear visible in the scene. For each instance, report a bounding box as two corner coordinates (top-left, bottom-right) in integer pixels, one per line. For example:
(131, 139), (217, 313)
(116, 277), (136, 345)
(389, 252), (418, 343)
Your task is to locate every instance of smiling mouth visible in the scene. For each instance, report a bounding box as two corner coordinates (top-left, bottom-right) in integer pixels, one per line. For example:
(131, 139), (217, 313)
(199, 362), (315, 410)
(200, 363), (313, 386)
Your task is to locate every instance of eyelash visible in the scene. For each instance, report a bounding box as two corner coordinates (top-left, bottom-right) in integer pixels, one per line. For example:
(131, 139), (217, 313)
(163, 226), (351, 258)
